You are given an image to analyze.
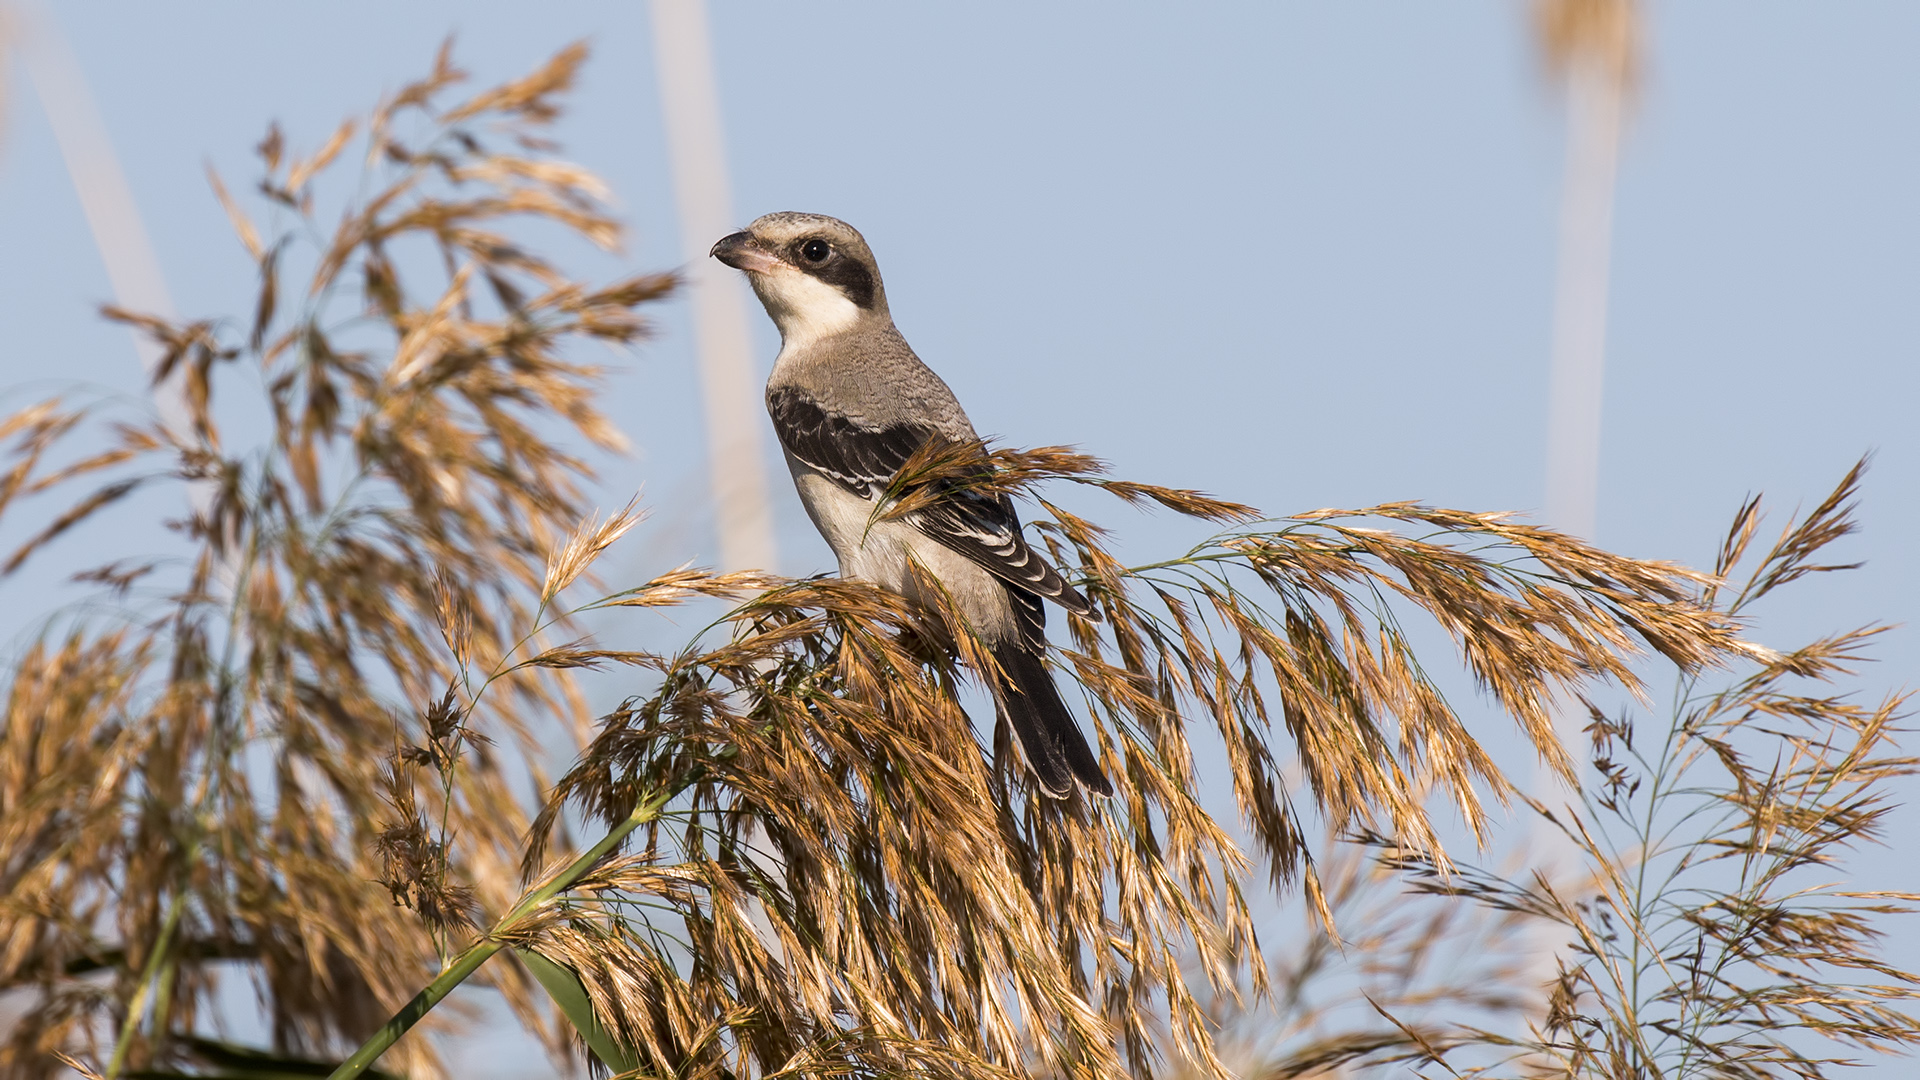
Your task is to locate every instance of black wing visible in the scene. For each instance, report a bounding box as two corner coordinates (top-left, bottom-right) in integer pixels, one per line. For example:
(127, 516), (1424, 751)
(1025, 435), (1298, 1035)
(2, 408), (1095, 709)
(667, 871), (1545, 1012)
(768, 386), (1093, 616)
(768, 385), (921, 500)
(992, 587), (1112, 797)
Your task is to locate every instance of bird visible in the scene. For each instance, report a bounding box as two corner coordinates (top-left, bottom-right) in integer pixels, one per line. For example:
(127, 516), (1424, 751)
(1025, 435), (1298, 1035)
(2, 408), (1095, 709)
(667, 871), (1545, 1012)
(711, 212), (1112, 799)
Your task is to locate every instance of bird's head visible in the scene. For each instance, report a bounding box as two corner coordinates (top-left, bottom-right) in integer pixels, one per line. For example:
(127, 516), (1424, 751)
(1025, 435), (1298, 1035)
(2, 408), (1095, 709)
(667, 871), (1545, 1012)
(711, 212), (888, 346)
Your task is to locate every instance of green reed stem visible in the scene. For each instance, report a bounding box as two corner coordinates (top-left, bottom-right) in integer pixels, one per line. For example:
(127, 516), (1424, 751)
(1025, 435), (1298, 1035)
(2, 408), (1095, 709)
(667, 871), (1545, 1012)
(103, 886), (188, 1080)
(326, 789), (669, 1080)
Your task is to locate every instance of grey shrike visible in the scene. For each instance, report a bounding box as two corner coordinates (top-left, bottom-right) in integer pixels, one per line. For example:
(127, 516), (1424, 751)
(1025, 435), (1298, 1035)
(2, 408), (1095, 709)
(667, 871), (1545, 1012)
(712, 212), (1112, 799)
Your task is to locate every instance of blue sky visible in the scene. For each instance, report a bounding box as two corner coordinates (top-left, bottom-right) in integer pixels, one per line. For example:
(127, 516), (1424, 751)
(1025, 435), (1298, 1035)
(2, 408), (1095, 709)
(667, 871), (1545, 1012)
(4, 3), (1917, 1074)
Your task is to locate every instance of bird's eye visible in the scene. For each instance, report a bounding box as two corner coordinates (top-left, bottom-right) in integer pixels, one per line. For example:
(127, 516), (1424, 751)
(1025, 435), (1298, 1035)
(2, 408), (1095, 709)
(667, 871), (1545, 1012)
(800, 239), (831, 264)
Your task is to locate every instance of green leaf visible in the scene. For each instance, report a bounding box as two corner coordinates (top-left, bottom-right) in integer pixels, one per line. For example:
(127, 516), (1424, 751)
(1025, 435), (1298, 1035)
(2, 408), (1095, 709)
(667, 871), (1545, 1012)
(514, 947), (642, 1075)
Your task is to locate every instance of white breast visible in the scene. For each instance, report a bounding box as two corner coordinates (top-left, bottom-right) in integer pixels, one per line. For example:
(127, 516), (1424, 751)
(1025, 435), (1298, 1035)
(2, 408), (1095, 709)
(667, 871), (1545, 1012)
(784, 452), (1015, 640)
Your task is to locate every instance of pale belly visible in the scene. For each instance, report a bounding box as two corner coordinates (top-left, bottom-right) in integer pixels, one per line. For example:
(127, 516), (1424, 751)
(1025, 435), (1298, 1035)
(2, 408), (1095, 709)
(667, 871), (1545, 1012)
(786, 453), (1015, 641)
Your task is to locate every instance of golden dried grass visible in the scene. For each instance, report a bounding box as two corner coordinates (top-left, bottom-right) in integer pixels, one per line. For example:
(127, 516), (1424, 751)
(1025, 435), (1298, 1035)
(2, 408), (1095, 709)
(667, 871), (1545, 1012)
(0, 42), (666, 1080)
(1270, 462), (1920, 1078)
(478, 438), (1740, 1079)
(0, 41), (1829, 1080)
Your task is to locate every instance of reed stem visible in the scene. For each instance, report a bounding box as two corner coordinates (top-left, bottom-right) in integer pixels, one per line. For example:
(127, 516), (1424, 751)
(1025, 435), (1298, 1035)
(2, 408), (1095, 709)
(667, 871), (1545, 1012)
(326, 790), (668, 1080)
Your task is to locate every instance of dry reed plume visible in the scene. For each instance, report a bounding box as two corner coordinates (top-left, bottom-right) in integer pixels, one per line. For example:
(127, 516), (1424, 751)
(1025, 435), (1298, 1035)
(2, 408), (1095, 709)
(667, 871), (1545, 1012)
(0, 43), (1840, 1080)
(1534, 0), (1639, 90)
(1, 43), (667, 1079)
(1213, 463), (1919, 1079)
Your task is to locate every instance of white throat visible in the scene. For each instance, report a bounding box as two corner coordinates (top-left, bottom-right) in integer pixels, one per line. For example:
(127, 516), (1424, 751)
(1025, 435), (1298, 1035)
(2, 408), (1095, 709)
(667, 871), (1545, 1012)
(750, 266), (863, 353)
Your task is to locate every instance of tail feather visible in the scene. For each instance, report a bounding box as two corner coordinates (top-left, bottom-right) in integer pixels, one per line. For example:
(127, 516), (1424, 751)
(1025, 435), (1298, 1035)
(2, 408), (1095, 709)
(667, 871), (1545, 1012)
(988, 634), (1113, 799)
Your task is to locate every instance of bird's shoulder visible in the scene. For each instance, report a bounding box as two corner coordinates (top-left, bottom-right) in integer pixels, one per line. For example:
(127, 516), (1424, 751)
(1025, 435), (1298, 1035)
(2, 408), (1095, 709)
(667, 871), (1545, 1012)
(770, 323), (971, 427)
(764, 322), (979, 495)
(766, 384), (929, 500)
(764, 327), (1096, 618)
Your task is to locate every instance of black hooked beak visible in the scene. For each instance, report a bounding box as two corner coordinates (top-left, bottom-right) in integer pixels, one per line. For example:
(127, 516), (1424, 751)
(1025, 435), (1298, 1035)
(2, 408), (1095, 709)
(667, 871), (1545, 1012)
(710, 231), (782, 273)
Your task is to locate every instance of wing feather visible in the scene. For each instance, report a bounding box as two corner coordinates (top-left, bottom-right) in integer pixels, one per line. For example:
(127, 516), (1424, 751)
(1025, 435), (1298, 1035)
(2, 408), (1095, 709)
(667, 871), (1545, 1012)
(768, 386), (1094, 616)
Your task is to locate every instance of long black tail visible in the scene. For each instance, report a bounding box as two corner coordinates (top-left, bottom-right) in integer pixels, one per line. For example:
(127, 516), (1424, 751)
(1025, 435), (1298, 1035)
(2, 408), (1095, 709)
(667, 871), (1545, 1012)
(988, 594), (1112, 799)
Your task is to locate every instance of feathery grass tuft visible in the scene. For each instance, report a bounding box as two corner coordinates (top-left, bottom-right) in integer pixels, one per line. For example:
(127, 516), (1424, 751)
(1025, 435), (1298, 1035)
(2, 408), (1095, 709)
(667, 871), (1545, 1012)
(0, 43), (668, 1079)
(1221, 461), (1919, 1079)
